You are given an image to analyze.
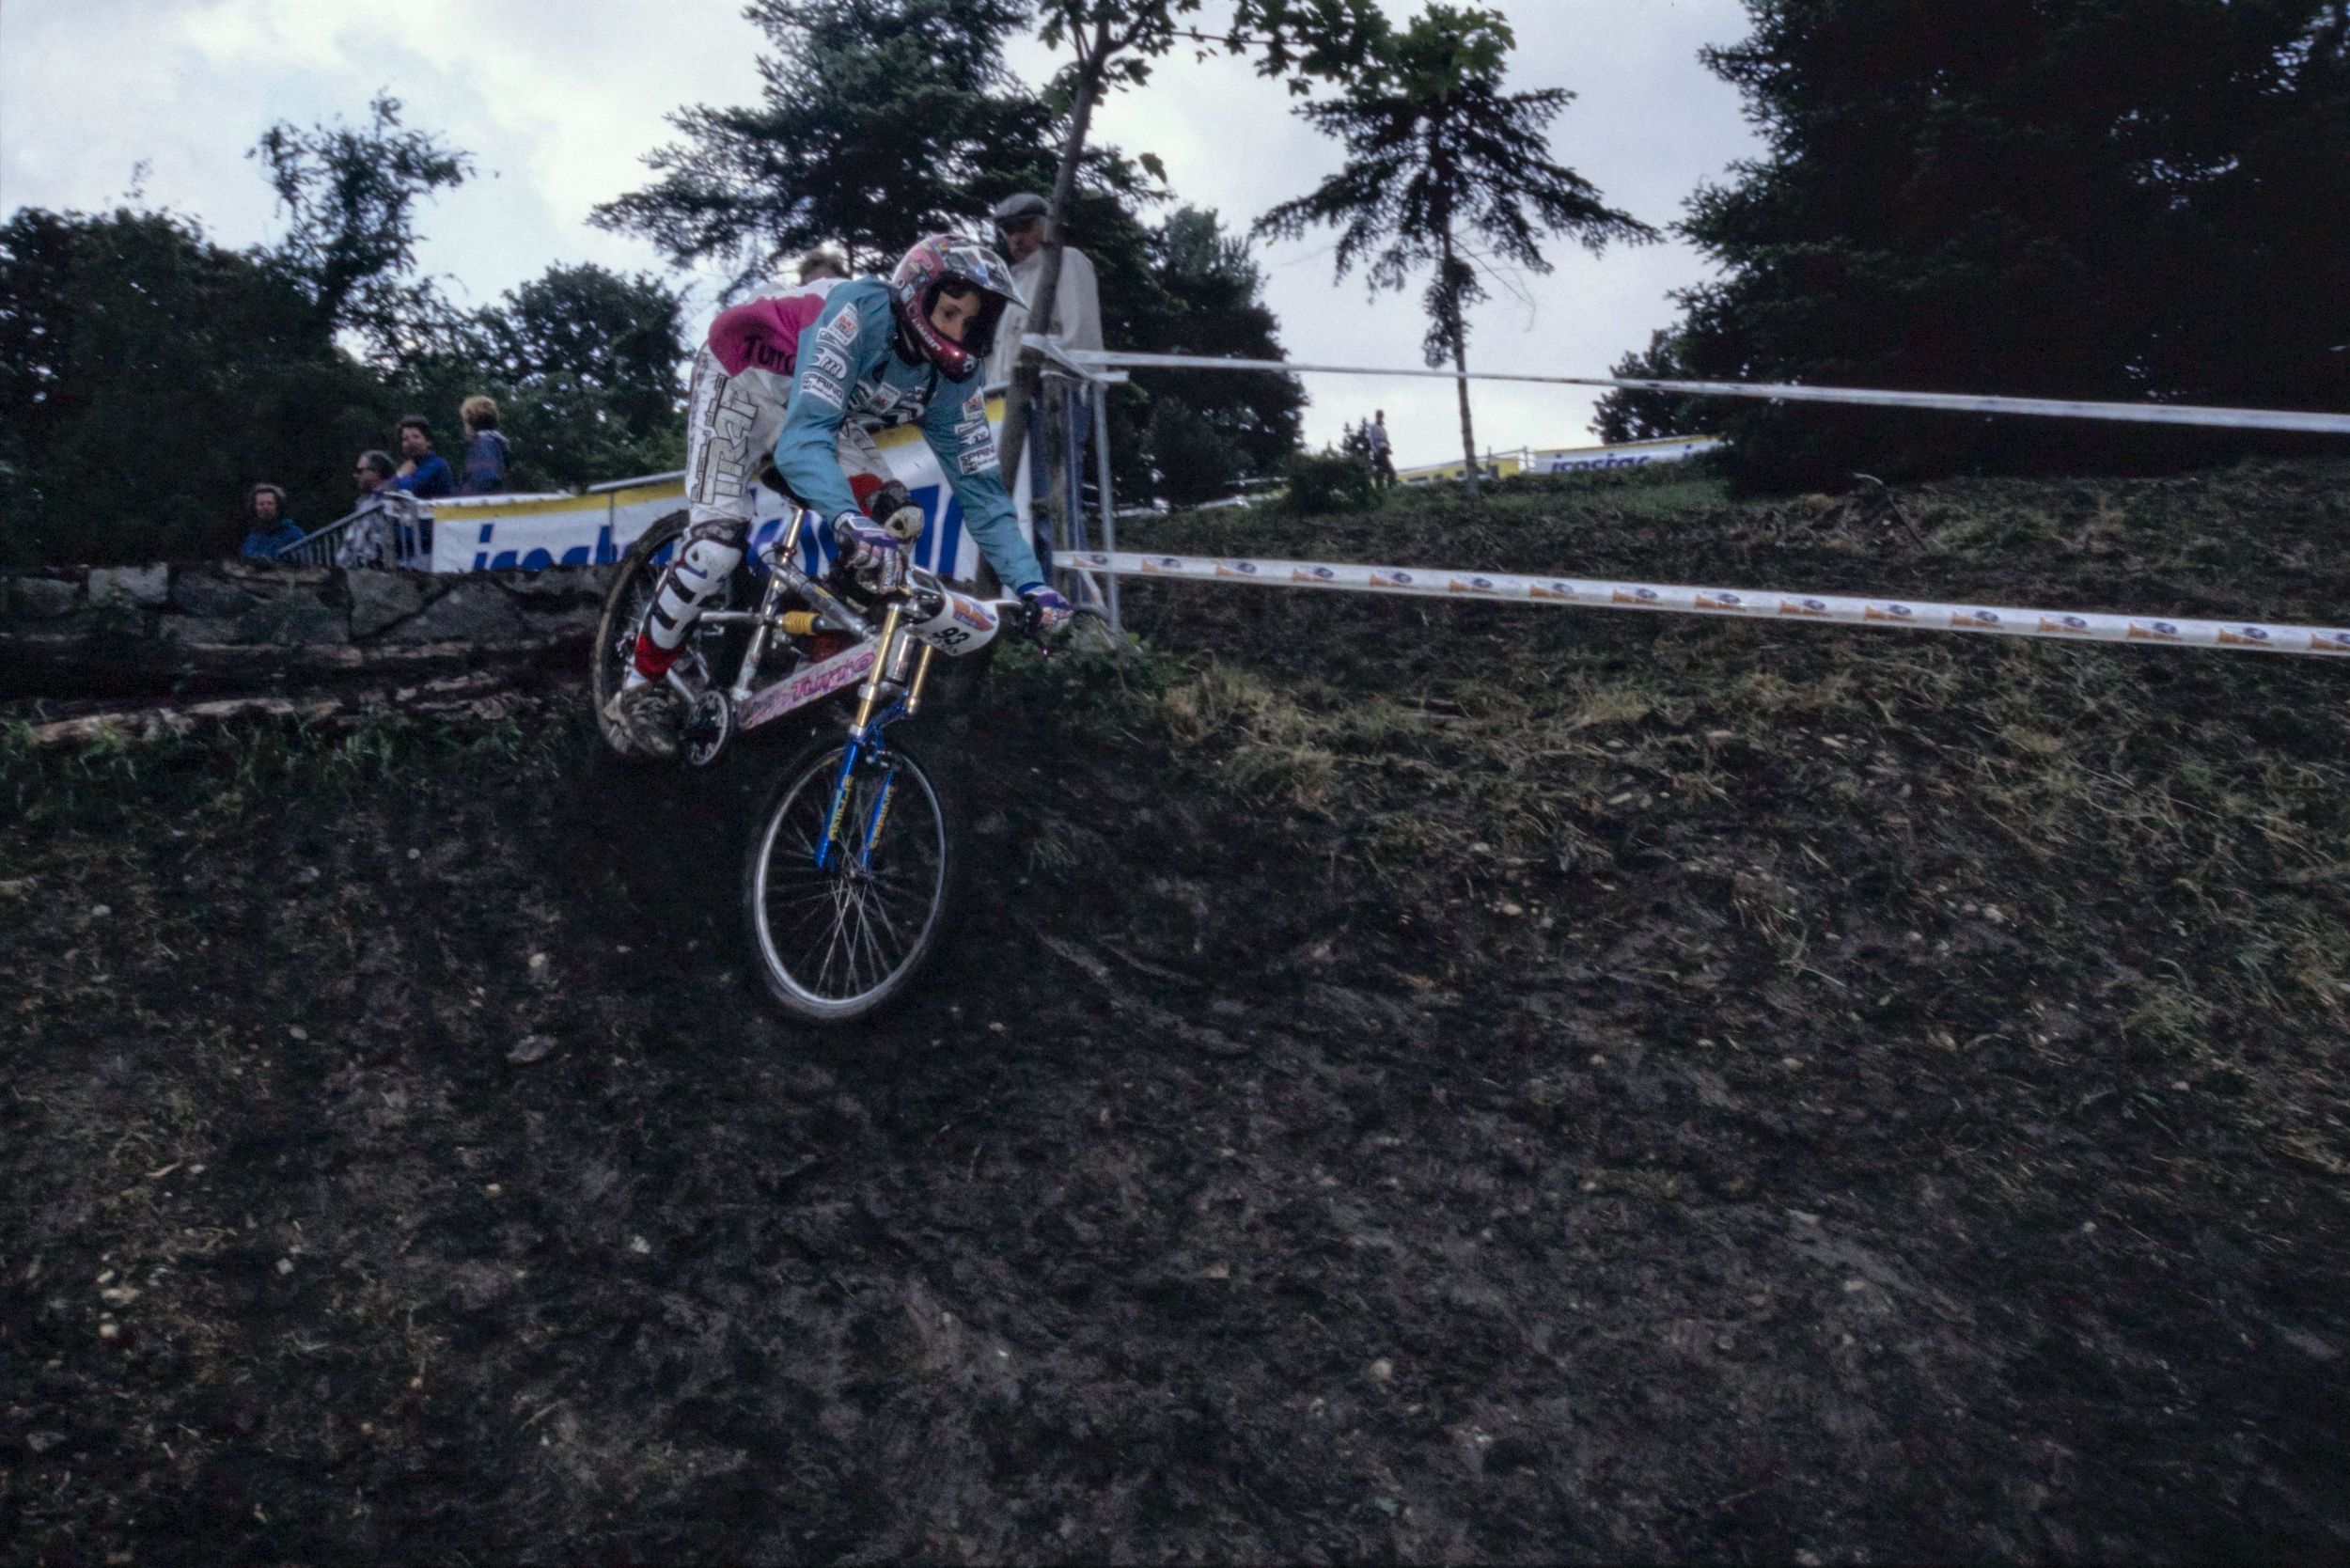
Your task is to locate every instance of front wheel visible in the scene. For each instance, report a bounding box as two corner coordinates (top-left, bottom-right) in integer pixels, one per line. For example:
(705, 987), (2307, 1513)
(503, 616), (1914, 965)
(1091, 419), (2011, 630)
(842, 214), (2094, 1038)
(741, 734), (964, 1024)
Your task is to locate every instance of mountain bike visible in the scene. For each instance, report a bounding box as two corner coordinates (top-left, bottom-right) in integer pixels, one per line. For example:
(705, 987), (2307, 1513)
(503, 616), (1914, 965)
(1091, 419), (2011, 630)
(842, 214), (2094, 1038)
(590, 507), (1059, 1024)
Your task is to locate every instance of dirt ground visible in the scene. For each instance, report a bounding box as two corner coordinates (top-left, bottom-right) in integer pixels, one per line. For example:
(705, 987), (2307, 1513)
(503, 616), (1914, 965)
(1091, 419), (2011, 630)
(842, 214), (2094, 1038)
(5, 460), (2350, 1562)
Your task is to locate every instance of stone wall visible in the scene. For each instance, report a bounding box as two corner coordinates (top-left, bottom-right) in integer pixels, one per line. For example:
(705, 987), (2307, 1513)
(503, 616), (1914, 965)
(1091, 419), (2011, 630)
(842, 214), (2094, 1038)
(1, 561), (616, 650)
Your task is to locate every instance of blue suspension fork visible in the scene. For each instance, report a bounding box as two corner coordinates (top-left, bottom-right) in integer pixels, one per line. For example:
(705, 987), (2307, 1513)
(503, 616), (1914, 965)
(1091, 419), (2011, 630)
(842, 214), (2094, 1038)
(813, 601), (909, 874)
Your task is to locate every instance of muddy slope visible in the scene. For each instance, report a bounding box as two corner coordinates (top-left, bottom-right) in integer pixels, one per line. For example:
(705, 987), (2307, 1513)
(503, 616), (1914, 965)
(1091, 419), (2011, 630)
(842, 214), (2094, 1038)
(5, 460), (2350, 1563)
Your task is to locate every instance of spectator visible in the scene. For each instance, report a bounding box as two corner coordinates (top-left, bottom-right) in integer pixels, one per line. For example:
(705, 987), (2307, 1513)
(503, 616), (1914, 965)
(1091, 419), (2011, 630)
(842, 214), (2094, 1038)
(459, 396), (509, 494)
(795, 247), (852, 283)
(390, 416), (456, 499)
(988, 191), (1105, 567)
(986, 192), (1104, 384)
(238, 483), (305, 559)
(1365, 409), (1397, 487)
(353, 449), (395, 500)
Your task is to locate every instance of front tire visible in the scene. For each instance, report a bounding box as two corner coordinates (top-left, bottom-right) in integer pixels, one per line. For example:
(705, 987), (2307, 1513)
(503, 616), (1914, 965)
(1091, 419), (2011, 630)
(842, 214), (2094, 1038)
(741, 734), (964, 1025)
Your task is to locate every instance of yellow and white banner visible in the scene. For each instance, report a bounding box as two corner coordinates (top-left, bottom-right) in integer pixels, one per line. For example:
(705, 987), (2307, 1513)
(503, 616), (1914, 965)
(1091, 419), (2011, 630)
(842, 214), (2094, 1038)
(1069, 549), (2350, 660)
(425, 401), (1011, 581)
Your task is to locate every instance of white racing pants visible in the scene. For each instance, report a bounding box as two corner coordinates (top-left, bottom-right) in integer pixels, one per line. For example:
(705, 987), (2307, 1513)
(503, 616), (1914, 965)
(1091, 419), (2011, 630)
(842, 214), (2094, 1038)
(634, 347), (895, 675)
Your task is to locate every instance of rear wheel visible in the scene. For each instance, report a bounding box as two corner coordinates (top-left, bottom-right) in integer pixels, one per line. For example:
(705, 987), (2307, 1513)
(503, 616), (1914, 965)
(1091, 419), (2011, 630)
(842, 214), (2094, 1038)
(741, 734), (963, 1025)
(591, 510), (689, 761)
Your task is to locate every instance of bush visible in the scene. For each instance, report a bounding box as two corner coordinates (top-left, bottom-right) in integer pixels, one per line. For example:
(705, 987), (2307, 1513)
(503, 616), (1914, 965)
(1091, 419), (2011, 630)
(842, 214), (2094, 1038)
(1278, 450), (1381, 517)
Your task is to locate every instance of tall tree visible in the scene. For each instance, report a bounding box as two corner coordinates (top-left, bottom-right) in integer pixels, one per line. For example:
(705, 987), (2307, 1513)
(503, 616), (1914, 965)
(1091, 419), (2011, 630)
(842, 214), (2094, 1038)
(997, 0), (1386, 496)
(248, 93), (473, 366)
(1628, 0), (2350, 490)
(593, 0), (1052, 289)
(1257, 5), (1655, 499)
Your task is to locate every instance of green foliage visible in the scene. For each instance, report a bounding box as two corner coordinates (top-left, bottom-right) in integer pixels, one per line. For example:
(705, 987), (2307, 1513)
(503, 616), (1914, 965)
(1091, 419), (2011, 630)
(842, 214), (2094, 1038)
(249, 93), (474, 367)
(1257, 4), (1655, 494)
(0, 206), (392, 566)
(1144, 396), (1247, 508)
(594, 0), (1055, 288)
(1640, 0), (2350, 491)
(1277, 448), (1381, 516)
(1592, 329), (1724, 446)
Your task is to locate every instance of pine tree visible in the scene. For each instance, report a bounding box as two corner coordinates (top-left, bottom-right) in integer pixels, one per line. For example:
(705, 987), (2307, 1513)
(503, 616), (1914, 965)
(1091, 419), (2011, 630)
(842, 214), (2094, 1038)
(1624, 0), (2350, 489)
(1257, 5), (1655, 499)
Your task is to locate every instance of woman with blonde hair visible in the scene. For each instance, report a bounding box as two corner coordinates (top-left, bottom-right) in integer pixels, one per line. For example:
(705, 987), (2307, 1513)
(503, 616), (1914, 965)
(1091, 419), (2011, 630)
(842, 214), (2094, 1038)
(459, 394), (509, 494)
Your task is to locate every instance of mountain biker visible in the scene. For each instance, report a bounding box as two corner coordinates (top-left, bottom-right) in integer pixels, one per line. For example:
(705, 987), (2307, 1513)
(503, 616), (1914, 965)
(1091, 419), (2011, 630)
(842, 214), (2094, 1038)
(605, 233), (1074, 758)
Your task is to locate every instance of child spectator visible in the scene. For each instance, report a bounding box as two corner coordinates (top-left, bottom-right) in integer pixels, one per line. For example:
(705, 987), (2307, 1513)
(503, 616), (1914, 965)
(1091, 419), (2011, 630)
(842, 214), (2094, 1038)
(459, 396), (509, 494)
(238, 483), (305, 559)
(391, 416), (456, 498)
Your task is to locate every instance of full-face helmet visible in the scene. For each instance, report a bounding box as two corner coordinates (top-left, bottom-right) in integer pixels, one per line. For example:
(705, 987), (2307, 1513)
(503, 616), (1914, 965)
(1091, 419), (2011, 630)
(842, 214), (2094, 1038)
(888, 233), (1026, 379)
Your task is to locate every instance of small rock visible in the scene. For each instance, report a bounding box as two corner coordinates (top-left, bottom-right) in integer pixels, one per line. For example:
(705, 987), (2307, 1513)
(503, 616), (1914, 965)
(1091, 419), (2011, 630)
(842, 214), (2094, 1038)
(629, 1235), (651, 1255)
(99, 1285), (139, 1307)
(88, 904), (111, 919)
(484, 1184), (503, 1198)
(528, 952), (550, 972)
(97, 1322), (120, 1341)
(26, 1431), (66, 1454)
(275, 1259), (294, 1276)
(1498, 902), (1525, 917)
(295, 866), (321, 884)
(509, 1035), (556, 1064)
(1200, 1262), (1230, 1280)
(987, 1021), (1006, 1033)
(406, 848), (422, 861)
(1842, 1278), (1868, 1293)
(1369, 1358), (1393, 1381)
(288, 1027), (308, 1042)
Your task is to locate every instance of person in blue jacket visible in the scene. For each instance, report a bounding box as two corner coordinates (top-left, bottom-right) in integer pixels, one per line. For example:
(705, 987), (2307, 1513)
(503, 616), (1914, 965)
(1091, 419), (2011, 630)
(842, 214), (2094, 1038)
(605, 233), (1072, 759)
(390, 416), (456, 499)
(238, 483), (306, 559)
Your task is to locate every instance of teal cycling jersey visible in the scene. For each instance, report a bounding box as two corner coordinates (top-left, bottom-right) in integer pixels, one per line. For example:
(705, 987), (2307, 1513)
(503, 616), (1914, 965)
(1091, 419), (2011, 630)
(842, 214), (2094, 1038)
(772, 279), (1045, 594)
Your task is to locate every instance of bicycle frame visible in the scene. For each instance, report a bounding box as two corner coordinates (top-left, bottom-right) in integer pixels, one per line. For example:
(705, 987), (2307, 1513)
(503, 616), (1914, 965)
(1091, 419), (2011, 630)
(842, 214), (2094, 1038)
(675, 509), (1009, 873)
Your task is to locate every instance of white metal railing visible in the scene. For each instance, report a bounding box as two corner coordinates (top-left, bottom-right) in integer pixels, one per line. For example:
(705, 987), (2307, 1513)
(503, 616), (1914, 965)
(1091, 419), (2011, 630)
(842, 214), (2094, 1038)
(271, 492), (431, 569)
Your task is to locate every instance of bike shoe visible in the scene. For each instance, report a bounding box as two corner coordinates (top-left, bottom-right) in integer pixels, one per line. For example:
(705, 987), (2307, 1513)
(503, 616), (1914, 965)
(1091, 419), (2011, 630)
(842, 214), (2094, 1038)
(603, 682), (682, 760)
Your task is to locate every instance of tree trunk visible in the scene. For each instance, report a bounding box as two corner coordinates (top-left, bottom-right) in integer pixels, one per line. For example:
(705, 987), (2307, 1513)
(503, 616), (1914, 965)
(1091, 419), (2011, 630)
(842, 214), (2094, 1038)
(996, 17), (1111, 515)
(1452, 334), (1480, 502)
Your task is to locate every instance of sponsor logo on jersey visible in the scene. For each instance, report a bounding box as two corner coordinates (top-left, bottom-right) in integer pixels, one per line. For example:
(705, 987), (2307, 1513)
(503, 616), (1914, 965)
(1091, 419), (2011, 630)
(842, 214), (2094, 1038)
(957, 448), (992, 475)
(1613, 587), (1662, 604)
(796, 371), (843, 409)
(962, 391), (986, 416)
(813, 347), (850, 382)
(1371, 569), (1416, 588)
(1953, 608), (2003, 628)
(2217, 624), (2274, 646)
(1695, 590), (1747, 611)
(2126, 619), (2184, 641)
(819, 309), (858, 351)
(1864, 603), (1917, 622)
(856, 378), (901, 415)
(2037, 614), (2092, 635)
(1779, 597), (1831, 618)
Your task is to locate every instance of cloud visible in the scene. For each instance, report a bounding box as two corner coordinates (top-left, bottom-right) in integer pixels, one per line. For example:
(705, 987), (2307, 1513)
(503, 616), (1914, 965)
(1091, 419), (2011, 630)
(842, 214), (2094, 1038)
(2, 0), (1762, 462)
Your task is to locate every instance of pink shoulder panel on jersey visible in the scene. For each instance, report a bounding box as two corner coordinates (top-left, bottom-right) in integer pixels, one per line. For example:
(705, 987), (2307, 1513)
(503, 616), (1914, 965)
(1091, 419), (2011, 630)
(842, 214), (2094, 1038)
(706, 283), (836, 379)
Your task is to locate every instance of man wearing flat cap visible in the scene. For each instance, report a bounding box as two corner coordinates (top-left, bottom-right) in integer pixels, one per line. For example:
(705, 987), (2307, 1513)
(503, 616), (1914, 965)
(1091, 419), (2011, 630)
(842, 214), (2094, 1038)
(985, 192), (1104, 384)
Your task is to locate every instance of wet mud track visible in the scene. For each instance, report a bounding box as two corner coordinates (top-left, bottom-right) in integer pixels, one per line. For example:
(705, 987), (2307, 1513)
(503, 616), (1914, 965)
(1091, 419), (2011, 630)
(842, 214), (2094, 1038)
(8, 463), (2350, 1562)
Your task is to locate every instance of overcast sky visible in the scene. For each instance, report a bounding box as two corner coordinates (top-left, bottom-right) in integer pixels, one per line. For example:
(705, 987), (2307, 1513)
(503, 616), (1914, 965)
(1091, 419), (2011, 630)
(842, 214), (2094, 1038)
(0, 0), (1762, 467)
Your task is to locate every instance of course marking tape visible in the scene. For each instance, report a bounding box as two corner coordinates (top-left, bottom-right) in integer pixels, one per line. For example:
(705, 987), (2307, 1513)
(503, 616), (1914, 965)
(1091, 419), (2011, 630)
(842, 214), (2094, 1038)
(1065, 550), (2350, 660)
(1068, 351), (2350, 437)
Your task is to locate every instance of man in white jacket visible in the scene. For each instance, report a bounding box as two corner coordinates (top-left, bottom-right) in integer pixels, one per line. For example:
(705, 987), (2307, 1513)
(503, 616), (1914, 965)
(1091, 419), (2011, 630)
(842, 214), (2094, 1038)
(989, 193), (1104, 572)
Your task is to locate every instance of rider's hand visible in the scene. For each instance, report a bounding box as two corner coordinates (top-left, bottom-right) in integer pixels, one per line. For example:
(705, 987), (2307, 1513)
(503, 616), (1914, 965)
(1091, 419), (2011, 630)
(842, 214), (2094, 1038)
(832, 510), (907, 595)
(866, 480), (924, 543)
(1020, 584), (1073, 637)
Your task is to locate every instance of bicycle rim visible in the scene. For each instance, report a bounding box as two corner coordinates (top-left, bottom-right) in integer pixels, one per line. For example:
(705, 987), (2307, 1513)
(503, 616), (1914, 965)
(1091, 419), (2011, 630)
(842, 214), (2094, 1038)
(746, 744), (950, 1021)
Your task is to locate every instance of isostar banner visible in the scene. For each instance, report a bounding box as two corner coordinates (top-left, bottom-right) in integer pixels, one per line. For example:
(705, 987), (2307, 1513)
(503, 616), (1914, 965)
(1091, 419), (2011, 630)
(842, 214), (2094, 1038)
(426, 400), (1009, 581)
(1528, 435), (1721, 473)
